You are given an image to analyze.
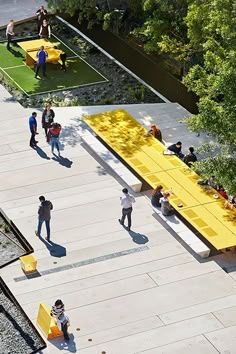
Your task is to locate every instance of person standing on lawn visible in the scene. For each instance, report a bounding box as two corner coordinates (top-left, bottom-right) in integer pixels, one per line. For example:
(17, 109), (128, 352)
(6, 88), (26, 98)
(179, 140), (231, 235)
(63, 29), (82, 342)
(29, 112), (38, 148)
(35, 46), (48, 78)
(42, 103), (55, 139)
(6, 20), (14, 50)
(35, 195), (53, 241)
(36, 5), (48, 34)
(39, 19), (51, 39)
(49, 122), (62, 155)
(119, 188), (135, 231)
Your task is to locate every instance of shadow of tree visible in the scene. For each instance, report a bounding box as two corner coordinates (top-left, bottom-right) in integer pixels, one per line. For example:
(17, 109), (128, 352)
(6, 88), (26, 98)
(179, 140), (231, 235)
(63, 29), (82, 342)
(83, 109), (155, 158)
(59, 124), (82, 147)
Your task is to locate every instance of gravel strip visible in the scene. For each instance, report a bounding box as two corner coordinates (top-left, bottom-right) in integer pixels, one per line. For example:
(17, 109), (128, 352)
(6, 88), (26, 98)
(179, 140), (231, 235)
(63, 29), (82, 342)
(0, 290), (45, 354)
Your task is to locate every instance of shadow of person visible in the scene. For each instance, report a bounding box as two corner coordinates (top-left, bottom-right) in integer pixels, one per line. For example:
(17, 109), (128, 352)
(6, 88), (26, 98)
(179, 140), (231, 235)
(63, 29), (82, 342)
(128, 230), (149, 244)
(49, 333), (77, 353)
(52, 154), (73, 168)
(9, 47), (24, 58)
(39, 236), (66, 257)
(35, 146), (50, 160)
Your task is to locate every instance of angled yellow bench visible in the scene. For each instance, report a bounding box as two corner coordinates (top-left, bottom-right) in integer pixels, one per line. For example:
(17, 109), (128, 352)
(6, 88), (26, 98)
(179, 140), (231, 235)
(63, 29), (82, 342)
(83, 109), (236, 252)
(37, 303), (63, 339)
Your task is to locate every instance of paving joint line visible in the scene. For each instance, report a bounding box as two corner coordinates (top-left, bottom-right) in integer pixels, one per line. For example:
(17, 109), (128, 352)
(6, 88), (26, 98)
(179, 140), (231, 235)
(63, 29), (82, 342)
(13, 246), (149, 282)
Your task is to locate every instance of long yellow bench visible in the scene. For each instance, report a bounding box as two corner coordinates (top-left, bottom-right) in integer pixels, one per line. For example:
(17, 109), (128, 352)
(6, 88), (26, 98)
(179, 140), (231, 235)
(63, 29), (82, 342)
(83, 109), (236, 251)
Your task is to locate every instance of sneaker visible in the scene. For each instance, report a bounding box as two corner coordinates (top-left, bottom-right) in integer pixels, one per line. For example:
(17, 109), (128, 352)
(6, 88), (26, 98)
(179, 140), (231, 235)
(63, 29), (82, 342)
(127, 227), (131, 231)
(118, 219), (124, 225)
(45, 237), (50, 241)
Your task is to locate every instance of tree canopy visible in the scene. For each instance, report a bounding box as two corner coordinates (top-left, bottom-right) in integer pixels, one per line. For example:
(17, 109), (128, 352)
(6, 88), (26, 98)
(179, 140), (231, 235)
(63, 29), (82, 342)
(49, 0), (236, 195)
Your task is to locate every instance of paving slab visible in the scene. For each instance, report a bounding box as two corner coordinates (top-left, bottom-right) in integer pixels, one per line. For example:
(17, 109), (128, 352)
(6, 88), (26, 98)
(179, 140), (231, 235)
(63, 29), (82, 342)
(0, 83), (234, 354)
(205, 325), (236, 354)
(74, 314), (223, 353)
(138, 335), (219, 354)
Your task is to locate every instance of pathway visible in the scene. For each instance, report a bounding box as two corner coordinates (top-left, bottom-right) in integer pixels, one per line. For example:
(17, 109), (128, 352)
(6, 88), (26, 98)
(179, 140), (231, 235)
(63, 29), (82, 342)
(0, 84), (236, 353)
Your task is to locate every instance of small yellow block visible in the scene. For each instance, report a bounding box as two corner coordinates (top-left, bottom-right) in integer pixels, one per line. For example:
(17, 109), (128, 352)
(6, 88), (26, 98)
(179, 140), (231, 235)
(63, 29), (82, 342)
(20, 254), (37, 273)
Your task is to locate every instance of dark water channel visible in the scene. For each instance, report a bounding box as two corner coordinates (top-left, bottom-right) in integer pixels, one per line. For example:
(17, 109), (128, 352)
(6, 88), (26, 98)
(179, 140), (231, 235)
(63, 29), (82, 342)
(63, 15), (198, 114)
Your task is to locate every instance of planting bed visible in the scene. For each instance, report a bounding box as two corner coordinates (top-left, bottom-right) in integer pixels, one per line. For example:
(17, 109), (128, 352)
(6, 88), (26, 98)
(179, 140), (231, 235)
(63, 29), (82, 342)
(0, 277), (46, 354)
(0, 17), (163, 107)
(0, 209), (33, 268)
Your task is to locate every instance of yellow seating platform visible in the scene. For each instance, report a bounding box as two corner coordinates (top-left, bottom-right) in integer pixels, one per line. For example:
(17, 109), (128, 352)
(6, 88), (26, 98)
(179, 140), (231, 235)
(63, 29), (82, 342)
(83, 109), (236, 251)
(37, 303), (63, 339)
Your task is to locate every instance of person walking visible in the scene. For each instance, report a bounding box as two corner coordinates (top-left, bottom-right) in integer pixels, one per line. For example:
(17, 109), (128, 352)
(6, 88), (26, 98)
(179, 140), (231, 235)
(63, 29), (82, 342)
(29, 112), (38, 148)
(6, 20), (14, 50)
(42, 103), (55, 139)
(51, 299), (70, 341)
(49, 122), (62, 155)
(39, 19), (51, 39)
(35, 196), (53, 241)
(119, 188), (135, 231)
(35, 46), (48, 79)
(36, 5), (48, 34)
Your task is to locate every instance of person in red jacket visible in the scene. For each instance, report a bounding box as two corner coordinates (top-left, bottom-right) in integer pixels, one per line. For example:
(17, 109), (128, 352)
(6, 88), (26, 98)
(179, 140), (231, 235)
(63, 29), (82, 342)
(49, 122), (61, 155)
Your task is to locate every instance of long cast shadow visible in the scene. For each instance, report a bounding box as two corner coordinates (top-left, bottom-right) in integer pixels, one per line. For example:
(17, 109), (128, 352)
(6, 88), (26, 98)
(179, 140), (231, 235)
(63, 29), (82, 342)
(39, 236), (66, 257)
(35, 146), (50, 160)
(52, 154), (73, 168)
(49, 333), (77, 353)
(128, 229), (149, 244)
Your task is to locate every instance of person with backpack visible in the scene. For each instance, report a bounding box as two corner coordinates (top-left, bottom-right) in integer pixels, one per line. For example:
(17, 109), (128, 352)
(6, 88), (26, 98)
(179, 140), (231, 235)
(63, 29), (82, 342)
(35, 195), (53, 241)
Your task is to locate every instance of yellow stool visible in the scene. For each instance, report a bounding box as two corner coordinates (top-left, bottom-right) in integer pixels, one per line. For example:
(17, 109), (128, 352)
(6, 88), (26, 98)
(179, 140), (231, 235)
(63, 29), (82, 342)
(20, 254), (37, 273)
(37, 303), (63, 339)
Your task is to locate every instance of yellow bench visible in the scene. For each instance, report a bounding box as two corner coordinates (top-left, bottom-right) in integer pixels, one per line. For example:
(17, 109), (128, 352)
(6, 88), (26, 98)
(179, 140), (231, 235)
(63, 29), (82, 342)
(83, 109), (236, 251)
(37, 303), (63, 339)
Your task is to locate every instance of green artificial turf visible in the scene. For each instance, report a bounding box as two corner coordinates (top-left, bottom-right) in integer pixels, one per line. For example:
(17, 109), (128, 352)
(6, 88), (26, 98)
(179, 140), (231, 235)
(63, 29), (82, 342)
(0, 35), (107, 95)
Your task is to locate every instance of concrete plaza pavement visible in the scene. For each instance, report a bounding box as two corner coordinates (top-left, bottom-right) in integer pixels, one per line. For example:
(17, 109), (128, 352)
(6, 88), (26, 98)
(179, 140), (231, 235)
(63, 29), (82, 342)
(0, 84), (236, 353)
(0, 0), (48, 26)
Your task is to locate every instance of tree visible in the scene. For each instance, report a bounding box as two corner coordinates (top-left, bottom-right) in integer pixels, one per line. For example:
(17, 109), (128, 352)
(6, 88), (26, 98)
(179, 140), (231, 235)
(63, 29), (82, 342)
(132, 0), (193, 64)
(183, 0), (236, 195)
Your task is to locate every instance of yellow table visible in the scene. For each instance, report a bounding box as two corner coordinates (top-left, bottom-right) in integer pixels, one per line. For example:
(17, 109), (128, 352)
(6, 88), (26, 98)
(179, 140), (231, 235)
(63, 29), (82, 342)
(18, 39), (61, 68)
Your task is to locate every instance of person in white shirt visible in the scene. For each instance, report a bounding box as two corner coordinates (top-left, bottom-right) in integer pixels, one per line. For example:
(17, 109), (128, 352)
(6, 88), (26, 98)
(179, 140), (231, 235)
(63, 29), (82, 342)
(6, 20), (14, 50)
(119, 188), (135, 231)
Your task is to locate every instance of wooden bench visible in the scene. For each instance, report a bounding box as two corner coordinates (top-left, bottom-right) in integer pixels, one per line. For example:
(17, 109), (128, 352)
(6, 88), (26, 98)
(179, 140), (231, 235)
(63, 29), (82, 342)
(80, 127), (142, 192)
(37, 303), (63, 339)
(83, 109), (236, 253)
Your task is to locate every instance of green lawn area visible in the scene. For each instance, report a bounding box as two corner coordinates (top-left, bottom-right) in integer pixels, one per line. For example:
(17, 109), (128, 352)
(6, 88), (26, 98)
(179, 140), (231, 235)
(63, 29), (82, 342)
(0, 35), (107, 95)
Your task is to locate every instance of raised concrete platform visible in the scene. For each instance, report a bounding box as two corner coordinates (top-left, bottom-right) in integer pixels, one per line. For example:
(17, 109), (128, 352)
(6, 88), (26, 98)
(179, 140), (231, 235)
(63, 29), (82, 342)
(0, 85), (235, 354)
